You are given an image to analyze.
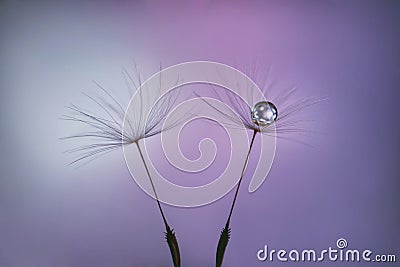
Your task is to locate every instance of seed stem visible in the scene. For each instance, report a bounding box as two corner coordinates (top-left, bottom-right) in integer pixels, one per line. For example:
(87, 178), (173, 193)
(135, 141), (181, 267)
(135, 141), (168, 226)
(226, 129), (257, 226)
(216, 129), (257, 267)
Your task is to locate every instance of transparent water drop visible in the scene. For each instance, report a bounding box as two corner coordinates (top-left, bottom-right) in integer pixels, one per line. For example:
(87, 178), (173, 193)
(251, 101), (278, 126)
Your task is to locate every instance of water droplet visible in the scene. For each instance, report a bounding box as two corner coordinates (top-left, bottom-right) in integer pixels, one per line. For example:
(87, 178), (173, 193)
(251, 101), (278, 126)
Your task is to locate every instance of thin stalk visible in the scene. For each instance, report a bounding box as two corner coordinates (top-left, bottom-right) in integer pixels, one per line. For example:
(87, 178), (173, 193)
(135, 141), (181, 267)
(226, 129), (257, 225)
(216, 129), (257, 267)
(135, 141), (167, 225)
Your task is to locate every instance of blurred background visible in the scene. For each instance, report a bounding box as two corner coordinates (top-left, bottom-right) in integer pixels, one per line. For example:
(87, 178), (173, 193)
(0, 0), (399, 266)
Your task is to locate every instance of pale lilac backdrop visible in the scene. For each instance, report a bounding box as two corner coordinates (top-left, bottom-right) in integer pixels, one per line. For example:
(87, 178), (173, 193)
(0, 0), (399, 266)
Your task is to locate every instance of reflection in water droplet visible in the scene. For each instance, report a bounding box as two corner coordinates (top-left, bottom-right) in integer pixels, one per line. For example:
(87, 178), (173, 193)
(251, 101), (278, 126)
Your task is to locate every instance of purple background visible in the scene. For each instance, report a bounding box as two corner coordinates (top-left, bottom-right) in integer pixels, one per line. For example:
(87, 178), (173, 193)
(1, 0), (399, 266)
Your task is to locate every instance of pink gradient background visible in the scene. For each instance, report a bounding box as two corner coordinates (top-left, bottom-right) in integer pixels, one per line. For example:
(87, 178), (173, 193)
(0, 0), (399, 266)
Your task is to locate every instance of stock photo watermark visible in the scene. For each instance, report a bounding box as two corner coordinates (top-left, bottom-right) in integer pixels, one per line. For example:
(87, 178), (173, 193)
(123, 61), (276, 207)
(257, 238), (396, 263)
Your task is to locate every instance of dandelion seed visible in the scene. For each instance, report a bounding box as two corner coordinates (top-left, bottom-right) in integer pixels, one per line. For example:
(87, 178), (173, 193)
(201, 66), (325, 267)
(62, 65), (182, 267)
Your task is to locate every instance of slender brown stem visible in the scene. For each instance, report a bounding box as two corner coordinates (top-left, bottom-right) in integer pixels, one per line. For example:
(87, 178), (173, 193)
(135, 141), (168, 226)
(215, 129), (258, 267)
(135, 141), (181, 267)
(225, 129), (258, 226)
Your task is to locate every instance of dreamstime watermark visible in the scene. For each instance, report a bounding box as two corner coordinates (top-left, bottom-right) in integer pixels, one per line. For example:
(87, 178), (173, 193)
(123, 61), (276, 207)
(257, 238), (397, 263)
